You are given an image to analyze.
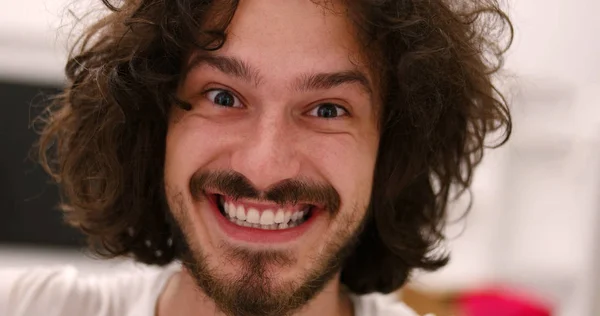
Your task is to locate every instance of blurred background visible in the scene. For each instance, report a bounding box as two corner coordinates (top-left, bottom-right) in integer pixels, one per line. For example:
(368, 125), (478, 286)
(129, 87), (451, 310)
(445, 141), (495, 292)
(0, 1), (598, 315)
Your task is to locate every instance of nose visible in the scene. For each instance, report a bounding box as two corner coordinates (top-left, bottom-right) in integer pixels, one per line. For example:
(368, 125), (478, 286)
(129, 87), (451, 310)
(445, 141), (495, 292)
(230, 113), (301, 191)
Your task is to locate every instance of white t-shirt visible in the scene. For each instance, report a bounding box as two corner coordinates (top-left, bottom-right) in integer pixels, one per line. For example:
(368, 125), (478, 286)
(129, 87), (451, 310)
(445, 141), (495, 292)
(0, 264), (424, 316)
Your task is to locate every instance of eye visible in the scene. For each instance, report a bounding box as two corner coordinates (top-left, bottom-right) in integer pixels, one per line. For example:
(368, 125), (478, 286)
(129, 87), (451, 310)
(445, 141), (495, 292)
(204, 89), (242, 108)
(307, 103), (349, 119)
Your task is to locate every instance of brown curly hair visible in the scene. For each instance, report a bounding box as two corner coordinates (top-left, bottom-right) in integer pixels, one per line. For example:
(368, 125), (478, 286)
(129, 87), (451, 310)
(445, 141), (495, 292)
(37, 0), (513, 294)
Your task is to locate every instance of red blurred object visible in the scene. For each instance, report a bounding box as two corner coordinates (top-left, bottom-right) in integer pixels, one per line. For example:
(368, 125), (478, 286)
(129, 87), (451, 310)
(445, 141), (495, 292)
(457, 289), (552, 316)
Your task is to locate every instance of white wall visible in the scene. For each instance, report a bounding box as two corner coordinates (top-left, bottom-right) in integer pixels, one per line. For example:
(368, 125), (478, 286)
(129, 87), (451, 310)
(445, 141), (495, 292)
(506, 0), (600, 86)
(0, 0), (99, 84)
(414, 2), (600, 316)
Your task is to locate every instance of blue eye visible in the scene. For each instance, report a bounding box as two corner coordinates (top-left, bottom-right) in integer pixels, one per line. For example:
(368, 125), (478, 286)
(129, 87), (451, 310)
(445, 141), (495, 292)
(205, 89), (242, 108)
(308, 103), (348, 118)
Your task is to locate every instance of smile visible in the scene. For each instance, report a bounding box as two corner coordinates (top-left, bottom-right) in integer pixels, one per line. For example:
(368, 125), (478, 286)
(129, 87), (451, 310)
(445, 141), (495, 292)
(203, 193), (322, 243)
(216, 195), (313, 230)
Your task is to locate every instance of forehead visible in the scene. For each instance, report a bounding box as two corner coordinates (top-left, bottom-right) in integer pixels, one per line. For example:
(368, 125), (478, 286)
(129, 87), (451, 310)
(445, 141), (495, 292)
(202, 0), (369, 83)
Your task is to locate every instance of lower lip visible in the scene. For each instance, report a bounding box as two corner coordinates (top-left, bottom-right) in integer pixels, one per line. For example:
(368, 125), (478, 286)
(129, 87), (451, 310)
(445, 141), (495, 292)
(205, 194), (320, 244)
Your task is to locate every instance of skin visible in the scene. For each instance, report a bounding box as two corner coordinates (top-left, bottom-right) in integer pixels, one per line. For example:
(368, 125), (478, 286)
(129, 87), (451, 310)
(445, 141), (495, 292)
(160, 0), (380, 315)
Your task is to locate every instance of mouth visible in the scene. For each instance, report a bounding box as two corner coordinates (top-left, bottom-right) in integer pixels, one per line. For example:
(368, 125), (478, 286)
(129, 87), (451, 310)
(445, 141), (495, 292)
(214, 194), (314, 230)
(200, 192), (324, 244)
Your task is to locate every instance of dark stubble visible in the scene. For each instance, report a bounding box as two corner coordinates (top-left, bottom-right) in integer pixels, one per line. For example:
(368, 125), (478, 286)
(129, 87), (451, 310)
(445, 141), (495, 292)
(166, 170), (367, 316)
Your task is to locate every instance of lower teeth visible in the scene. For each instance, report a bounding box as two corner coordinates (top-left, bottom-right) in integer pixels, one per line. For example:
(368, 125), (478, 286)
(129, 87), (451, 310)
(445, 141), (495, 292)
(224, 214), (303, 230)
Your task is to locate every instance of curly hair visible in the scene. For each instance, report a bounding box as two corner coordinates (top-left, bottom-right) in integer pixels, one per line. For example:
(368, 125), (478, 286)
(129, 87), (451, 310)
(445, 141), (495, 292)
(37, 0), (512, 294)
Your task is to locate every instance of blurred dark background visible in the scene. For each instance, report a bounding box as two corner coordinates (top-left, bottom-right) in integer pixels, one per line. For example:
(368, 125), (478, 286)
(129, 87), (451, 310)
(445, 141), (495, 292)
(0, 81), (84, 247)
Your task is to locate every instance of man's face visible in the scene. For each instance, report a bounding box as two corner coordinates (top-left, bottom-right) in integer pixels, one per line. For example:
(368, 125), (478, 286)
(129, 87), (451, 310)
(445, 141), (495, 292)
(164, 0), (379, 315)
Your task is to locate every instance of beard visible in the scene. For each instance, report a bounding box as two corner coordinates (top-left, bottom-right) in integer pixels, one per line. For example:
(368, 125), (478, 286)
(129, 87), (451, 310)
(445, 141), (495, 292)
(164, 170), (368, 316)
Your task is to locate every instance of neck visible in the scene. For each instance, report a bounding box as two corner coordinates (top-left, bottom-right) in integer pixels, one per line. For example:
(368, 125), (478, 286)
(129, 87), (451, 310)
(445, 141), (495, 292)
(157, 268), (353, 316)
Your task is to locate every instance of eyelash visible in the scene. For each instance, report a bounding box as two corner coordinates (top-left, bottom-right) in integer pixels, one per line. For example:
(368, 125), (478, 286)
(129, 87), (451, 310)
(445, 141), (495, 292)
(307, 103), (349, 119)
(201, 87), (350, 119)
(203, 88), (244, 108)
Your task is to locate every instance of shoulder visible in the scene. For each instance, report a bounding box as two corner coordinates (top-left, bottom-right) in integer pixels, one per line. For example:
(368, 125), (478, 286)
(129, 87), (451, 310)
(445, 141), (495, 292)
(0, 263), (178, 316)
(0, 266), (80, 316)
(351, 292), (434, 316)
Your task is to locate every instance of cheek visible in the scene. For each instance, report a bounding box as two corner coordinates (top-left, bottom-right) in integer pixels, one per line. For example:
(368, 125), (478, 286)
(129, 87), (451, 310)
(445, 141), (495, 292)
(340, 156), (377, 213)
(306, 134), (378, 212)
(164, 116), (229, 187)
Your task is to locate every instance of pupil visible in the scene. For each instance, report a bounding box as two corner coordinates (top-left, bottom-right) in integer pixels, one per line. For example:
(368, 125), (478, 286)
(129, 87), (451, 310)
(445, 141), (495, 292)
(317, 104), (337, 118)
(215, 91), (234, 106)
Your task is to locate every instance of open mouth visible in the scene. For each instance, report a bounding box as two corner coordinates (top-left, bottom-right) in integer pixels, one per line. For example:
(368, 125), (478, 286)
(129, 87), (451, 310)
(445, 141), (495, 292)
(214, 194), (313, 230)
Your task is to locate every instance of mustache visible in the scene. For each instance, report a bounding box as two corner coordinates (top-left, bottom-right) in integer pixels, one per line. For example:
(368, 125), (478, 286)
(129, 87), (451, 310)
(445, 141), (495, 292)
(189, 170), (341, 214)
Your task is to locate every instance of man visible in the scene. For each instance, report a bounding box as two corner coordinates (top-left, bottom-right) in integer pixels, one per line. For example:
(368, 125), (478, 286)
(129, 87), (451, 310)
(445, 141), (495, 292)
(1, 0), (512, 315)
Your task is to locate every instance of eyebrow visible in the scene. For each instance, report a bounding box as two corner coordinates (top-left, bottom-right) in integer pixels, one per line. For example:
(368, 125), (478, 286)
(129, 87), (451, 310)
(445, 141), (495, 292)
(185, 54), (263, 87)
(184, 54), (373, 97)
(294, 70), (372, 96)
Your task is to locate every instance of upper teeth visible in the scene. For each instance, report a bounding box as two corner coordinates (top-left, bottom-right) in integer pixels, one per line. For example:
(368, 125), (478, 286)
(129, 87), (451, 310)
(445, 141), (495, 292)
(222, 202), (307, 226)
